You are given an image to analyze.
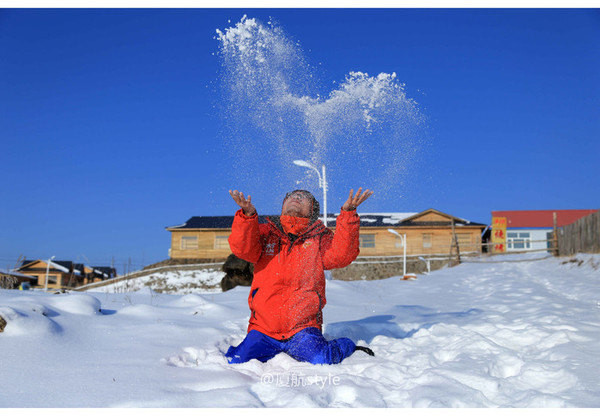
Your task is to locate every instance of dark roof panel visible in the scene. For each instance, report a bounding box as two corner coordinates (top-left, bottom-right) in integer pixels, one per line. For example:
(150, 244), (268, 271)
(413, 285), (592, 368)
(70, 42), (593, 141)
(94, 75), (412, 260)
(167, 212), (486, 230)
(20, 259), (74, 271)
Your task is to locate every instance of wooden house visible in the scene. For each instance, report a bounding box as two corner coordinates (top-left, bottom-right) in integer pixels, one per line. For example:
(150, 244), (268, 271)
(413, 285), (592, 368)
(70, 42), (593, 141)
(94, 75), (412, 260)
(166, 209), (486, 261)
(357, 209), (485, 257)
(91, 266), (118, 281)
(15, 260), (116, 290)
(0, 269), (37, 289)
(81, 265), (116, 285)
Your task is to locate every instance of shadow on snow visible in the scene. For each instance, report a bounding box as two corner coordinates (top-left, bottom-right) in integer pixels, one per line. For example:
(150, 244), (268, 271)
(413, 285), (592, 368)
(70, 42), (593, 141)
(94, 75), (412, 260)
(324, 305), (483, 343)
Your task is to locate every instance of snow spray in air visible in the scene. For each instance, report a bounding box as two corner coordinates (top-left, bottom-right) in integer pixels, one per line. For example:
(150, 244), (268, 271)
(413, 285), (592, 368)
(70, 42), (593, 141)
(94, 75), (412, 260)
(216, 16), (427, 211)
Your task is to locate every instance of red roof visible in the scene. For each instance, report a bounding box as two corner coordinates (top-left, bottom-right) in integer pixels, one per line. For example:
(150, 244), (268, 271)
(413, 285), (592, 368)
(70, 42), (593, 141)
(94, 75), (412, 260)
(491, 209), (598, 228)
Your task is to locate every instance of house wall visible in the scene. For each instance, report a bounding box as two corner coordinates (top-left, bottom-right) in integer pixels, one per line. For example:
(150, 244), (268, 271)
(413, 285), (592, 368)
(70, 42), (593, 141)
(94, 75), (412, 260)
(169, 229), (232, 260)
(17, 261), (65, 289)
(358, 226), (482, 257)
(17, 261), (86, 289)
(0, 273), (35, 289)
(169, 222), (483, 260)
(82, 267), (106, 284)
(506, 228), (553, 251)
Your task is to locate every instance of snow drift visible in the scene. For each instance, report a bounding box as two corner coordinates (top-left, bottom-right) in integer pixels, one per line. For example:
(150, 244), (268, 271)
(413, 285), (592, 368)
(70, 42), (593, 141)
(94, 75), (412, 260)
(1, 253), (599, 407)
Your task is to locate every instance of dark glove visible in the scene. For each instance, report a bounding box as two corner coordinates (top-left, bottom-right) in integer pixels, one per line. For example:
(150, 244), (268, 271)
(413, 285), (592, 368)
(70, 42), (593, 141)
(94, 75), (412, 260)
(355, 345), (375, 356)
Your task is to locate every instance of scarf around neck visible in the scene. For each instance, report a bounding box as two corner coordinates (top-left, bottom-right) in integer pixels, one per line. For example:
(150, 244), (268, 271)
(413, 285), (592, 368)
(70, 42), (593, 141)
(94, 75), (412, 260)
(280, 215), (311, 236)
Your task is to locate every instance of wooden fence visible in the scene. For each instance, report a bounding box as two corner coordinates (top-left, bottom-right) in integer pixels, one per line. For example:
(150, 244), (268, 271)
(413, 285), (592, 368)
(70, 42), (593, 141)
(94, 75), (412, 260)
(557, 210), (600, 256)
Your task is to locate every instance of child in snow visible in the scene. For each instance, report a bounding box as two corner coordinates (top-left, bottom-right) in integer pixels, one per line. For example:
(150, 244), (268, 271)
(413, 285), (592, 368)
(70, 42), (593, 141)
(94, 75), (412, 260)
(225, 187), (375, 364)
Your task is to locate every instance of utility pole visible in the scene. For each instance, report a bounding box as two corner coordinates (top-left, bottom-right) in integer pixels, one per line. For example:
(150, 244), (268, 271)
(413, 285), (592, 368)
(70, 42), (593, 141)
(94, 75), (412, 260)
(553, 212), (558, 256)
(449, 220), (461, 266)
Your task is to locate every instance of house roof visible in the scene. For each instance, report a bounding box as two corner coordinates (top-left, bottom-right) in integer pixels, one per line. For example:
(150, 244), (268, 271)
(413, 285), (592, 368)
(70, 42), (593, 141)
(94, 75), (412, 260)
(19, 260), (83, 275)
(17, 260), (116, 278)
(166, 209), (486, 230)
(491, 209), (599, 228)
(0, 269), (36, 279)
(93, 266), (117, 277)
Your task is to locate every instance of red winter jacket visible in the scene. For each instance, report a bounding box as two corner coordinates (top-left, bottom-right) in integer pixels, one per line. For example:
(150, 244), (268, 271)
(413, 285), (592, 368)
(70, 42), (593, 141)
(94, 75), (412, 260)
(228, 209), (360, 340)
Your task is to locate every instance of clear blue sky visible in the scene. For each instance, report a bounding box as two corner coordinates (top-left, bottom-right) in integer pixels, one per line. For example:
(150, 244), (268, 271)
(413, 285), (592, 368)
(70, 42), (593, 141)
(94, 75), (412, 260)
(1, 8), (599, 271)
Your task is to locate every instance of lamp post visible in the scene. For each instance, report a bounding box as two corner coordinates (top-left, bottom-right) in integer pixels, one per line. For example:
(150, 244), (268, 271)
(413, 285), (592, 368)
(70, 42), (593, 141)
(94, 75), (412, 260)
(44, 256), (56, 292)
(418, 256), (431, 274)
(388, 229), (407, 278)
(293, 160), (328, 227)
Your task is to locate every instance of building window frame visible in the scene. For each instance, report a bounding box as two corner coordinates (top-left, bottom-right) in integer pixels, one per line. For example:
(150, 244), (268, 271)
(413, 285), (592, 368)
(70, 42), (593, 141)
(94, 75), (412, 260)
(422, 233), (432, 248)
(214, 234), (230, 250)
(359, 234), (376, 248)
(507, 231), (531, 249)
(181, 235), (199, 250)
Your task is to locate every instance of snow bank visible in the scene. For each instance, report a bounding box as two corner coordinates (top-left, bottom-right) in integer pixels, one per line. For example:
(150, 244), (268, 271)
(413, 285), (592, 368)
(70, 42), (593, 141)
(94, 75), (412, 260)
(50, 294), (102, 315)
(0, 292), (102, 336)
(93, 268), (223, 294)
(1, 254), (599, 407)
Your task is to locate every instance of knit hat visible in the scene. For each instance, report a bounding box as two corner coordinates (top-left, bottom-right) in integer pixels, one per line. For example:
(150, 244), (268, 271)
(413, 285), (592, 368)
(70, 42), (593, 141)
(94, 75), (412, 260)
(282, 190), (321, 223)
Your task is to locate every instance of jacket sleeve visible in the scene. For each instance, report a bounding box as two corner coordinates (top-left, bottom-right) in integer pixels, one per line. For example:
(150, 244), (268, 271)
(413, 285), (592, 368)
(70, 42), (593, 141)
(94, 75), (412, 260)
(228, 209), (262, 264)
(320, 209), (361, 270)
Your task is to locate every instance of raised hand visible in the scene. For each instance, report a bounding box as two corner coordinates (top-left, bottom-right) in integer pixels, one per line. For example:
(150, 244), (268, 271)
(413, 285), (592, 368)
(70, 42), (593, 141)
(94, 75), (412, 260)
(229, 190), (256, 216)
(341, 188), (373, 211)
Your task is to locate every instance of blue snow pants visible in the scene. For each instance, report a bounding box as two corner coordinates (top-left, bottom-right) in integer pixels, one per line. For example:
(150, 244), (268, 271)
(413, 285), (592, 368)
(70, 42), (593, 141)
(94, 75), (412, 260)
(225, 327), (356, 365)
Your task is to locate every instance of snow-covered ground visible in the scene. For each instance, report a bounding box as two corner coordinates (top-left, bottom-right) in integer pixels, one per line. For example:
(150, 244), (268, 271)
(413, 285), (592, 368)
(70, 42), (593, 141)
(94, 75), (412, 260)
(1, 253), (599, 408)
(92, 267), (224, 294)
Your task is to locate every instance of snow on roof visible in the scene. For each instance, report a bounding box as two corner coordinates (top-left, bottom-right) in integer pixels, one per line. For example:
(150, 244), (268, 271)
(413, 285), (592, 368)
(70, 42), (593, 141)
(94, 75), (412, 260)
(167, 211), (484, 230)
(166, 222), (188, 229)
(359, 212), (418, 225)
(49, 261), (81, 275)
(0, 269), (37, 279)
(47, 261), (69, 273)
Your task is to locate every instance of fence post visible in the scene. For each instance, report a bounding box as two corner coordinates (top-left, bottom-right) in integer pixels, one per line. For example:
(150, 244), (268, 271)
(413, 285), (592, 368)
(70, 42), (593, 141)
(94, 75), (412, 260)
(553, 211), (559, 256)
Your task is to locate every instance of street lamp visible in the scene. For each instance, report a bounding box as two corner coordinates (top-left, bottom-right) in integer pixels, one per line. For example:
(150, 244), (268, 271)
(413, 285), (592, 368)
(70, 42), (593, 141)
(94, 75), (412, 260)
(388, 229), (407, 278)
(44, 255), (56, 292)
(293, 160), (328, 227)
(418, 256), (431, 274)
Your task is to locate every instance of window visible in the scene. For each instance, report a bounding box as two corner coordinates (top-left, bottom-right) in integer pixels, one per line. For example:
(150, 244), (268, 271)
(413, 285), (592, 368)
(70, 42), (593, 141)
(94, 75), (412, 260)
(359, 234), (375, 248)
(422, 234), (432, 248)
(214, 235), (230, 249)
(507, 232), (530, 249)
(181, 236), (198, 250)
(46, 275), (58, 285)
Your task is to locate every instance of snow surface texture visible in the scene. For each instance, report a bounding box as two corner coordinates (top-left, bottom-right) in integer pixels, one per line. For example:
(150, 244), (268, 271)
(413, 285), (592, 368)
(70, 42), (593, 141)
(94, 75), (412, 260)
(92, 269), (223, 294)
(216, 16), (426, 203)
(1, 253), (599, 407)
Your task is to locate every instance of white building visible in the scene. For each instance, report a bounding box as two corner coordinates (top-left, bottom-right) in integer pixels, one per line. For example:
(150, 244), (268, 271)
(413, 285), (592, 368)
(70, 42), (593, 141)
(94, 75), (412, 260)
(491, 209), (598, 252)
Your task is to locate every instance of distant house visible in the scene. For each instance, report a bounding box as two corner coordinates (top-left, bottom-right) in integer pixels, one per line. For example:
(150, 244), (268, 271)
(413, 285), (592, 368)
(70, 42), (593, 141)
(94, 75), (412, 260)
(166, 208), (486, 261)
(0, 269), (37, 289)
(491, 209), (599, 251)
(92, 266), (118, 280)
(15, 260), (116, 290)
